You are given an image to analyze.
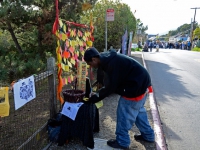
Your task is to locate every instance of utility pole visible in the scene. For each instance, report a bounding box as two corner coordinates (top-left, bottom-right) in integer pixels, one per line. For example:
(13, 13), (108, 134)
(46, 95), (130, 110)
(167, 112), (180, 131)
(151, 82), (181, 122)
(105, 12), (107, 52)
(190, 7), (200, 49)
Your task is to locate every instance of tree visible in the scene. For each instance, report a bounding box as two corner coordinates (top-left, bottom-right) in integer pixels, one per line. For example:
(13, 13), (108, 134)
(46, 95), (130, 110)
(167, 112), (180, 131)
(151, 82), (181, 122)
(80, 0), (136, 51)
(193, 26), (200, 39)
(0, 0), (98, 82)
(136, 19), (148, 34)
(193, 26), (200, 48)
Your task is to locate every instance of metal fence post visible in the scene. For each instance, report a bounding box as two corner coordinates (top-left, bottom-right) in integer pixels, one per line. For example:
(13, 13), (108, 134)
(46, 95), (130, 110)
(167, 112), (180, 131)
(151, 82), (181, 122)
(47, 57), (57, 118)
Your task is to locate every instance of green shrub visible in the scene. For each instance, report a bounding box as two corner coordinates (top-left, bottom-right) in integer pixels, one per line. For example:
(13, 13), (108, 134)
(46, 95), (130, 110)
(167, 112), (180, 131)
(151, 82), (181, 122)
(131, 48), (142, 51)
(192, 47), (200, 52)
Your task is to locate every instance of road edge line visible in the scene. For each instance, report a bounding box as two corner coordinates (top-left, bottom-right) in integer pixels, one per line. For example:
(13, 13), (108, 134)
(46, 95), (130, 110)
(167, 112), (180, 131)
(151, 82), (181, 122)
(141, 52), (167, 150)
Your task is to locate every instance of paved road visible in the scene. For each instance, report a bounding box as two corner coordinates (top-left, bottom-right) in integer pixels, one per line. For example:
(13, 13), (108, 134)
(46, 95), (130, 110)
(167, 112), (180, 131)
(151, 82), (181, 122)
(143, 49), (200, 150)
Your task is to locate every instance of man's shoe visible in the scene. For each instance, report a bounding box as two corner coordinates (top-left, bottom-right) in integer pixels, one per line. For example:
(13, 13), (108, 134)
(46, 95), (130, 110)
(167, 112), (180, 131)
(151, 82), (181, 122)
(134, 134), (155, 143)
(107, 139), (129, 150)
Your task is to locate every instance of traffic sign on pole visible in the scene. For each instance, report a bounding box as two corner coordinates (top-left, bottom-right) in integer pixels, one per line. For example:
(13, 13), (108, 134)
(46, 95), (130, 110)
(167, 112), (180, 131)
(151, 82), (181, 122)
(106, 9), (114, 21)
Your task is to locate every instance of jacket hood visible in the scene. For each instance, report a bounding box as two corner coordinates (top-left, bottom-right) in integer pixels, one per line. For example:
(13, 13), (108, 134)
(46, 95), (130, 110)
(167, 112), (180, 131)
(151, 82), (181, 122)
(99, 50), (117, 69)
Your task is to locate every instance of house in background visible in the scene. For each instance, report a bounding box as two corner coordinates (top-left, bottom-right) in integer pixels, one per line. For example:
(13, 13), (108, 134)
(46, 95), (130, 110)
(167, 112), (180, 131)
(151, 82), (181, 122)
(147, 34), (157, 39)
(176, 34), (189, 42)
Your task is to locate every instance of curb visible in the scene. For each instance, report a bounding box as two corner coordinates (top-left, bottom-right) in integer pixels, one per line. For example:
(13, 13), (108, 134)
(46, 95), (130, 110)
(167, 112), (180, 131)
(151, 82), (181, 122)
(141, 52), (167, 150)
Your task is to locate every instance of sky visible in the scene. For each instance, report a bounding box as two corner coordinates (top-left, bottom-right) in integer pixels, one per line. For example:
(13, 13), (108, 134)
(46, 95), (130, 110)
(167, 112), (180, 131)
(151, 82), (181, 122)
(121, 0), (200, 35)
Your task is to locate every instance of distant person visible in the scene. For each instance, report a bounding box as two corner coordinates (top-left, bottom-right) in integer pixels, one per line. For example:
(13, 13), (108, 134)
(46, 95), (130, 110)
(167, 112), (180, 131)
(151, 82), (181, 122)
(156, 44), (159, 52)
(149, 41), (153, 52)
(84, 47), (155, 149)
(182, 42), (185, 50)
(143, 43), (149, 52)
(187, 41), (191, 50)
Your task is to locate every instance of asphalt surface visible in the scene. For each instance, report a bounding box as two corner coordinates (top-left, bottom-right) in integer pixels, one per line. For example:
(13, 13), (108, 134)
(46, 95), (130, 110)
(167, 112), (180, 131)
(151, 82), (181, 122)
(143, 48), (200, 150)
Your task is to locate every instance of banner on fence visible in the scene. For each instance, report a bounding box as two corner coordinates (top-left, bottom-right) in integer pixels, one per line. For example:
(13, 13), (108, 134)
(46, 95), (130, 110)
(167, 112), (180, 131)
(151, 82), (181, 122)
(0, 87), (10, 117)
(121, 29), (128, 55)
(128, 31), (133, 56)
(14, 75), (36, 110)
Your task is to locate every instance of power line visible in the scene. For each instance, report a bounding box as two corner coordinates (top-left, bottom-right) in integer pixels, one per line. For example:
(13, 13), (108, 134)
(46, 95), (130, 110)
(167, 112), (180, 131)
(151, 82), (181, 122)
(191, 7), (200, 23)
(190, 7), (200, 48)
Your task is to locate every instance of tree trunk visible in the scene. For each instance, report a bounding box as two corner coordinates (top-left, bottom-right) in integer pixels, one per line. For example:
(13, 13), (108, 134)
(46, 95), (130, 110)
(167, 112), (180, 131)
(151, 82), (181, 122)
(6, 21), (24, 53)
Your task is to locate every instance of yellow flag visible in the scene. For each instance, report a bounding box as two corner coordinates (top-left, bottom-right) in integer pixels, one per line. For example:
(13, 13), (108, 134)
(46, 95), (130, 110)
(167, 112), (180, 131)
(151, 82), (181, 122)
(70, 58), (75, 65)
(63, 58), (66, 64)
(63, 24), (67, 33)
(86, 41), (93, 47)
(0, 87), (10, 117)
(61, 33), (67, 41)
(79, 41), (83, 46)
(59, 19), (63, 27)
(65, 65), (69, 72)
(68, 61), (72, 68)
(81, 51), (84, 56)
(71, 74), (74, 81)
(65, 78), (68, 85)
(82, 3), (92, 11)
(61, 63), (65, 70)
(76, 36), (80, 42)
(57, 53), (62, 63)
(70, 40), (76, 47)
(55, 31), (59, 37)
(82, 36), (86, 41)
(76, 51), (79, 57)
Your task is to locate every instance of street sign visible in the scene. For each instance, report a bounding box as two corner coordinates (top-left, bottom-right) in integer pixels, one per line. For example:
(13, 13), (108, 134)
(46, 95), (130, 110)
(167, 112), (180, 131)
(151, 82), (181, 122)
(106, 9), (114, 21)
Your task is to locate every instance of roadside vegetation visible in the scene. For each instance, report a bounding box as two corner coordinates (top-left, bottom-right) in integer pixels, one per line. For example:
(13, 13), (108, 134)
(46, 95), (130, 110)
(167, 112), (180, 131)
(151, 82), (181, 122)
(131, 47), (142, 51)
(192, 25), (200, 52)
(0, 0), (137, 83)
(192, 47), (200, 51)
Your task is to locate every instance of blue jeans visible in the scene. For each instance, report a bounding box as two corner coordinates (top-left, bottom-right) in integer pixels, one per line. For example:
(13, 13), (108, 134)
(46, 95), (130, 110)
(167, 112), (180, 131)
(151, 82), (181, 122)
(116, 94), (155, 147)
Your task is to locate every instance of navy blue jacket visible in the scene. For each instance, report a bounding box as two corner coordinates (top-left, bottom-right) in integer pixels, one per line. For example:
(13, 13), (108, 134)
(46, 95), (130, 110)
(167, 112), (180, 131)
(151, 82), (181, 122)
(98, 50), (151, 100)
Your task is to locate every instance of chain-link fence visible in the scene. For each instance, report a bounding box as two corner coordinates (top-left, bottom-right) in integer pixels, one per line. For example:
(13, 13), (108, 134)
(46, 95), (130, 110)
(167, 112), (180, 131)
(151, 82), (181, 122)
(0, 57), (60, 150)
(0, 56), (100, 150)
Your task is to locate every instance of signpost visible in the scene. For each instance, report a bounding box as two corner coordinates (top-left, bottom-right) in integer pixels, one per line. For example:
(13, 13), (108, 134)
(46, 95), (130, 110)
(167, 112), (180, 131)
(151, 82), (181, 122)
(105, 9), (114, 51)
(106, 9), (115, 21)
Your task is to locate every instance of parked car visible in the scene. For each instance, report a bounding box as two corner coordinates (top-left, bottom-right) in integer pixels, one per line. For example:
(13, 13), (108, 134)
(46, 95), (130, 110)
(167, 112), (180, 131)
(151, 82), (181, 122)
(131, 43), (138, 49)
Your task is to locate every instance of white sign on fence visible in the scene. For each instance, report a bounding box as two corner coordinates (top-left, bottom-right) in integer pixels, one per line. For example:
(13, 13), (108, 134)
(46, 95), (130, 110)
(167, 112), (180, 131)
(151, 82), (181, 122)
(14, 75), (36, 110)
(106, 9), (114, 21)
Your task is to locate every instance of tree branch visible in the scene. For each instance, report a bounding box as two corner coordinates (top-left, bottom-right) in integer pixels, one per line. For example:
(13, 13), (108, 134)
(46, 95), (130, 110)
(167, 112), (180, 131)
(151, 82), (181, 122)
(6, 21), (24, 54)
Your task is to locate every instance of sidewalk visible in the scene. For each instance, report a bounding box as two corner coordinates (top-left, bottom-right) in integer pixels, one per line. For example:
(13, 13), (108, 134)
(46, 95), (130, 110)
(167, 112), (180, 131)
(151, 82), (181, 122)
(47, 52), (157, 150)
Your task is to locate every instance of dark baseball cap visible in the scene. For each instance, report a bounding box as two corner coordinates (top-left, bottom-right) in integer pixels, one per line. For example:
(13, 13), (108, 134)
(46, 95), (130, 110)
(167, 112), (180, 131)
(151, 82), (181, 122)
(84, 47), (100, 62)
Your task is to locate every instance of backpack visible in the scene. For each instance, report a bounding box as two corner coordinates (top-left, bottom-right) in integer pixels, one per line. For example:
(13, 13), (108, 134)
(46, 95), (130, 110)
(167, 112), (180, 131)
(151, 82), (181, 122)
(47, 113), (62, 143)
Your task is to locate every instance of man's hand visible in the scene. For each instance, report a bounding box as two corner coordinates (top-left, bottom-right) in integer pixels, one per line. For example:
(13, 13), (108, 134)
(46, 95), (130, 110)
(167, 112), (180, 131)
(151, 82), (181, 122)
(83, 93), (101, 104)
(89, 94), (101, 104)
(84, 94), (100, 104)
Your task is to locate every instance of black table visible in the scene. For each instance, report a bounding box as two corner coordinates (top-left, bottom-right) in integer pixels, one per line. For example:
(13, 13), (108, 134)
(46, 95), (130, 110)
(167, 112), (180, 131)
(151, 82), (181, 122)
(57, 103), (99, 149)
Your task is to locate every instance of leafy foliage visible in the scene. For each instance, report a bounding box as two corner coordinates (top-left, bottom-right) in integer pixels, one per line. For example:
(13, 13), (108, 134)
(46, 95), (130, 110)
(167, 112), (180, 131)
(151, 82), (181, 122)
(192, 46), (200, 51)
(0, 0), (97, 83)
(160, 23), (199, 40)
(80, 0), (136, 51)
(0, 0), (136, 83)
(136, 18), (148, 34)
(193, 26), (200, 40)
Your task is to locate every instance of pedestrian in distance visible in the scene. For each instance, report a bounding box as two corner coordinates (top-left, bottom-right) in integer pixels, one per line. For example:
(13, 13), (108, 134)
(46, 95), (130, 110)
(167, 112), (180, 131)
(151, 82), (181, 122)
(187, 41), (191, 50)
(149, 41), (153, 52)
(83, 47), (155, 150)
(156, 44), (159, 52)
